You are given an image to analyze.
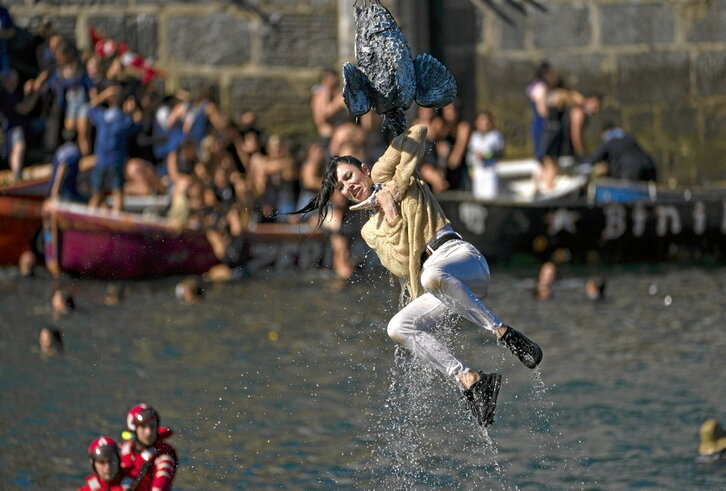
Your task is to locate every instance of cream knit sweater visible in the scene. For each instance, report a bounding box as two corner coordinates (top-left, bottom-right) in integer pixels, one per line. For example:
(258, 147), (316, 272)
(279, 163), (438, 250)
(361, 124), (450, 299)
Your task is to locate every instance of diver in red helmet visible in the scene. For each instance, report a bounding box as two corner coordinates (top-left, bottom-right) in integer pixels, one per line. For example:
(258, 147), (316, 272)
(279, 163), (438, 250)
(78, 436), (133, 491)
(119, 403), (177, 491)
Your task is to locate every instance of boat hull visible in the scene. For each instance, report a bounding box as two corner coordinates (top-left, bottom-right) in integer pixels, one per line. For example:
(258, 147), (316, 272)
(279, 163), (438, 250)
(0, 195), (44, 264)
(1, 161), (95, 265)
(43, 202), (327, 279)
(439, 192), (726, 263)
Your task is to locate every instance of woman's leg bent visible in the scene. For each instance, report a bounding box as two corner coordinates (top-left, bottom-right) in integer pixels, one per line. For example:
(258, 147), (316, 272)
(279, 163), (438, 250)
(388, 293), (468, 381)
(421, 241), (504, 334)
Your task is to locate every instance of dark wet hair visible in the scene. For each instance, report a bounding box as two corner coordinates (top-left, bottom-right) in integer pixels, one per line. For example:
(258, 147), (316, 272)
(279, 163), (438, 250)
(50, 287), (75, 310)
(62, 292), (75, 310)
(40, 327), (64, 352)
(292, 155), (364, 227)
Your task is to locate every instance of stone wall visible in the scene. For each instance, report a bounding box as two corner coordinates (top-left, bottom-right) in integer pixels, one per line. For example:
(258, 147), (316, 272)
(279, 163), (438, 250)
(465, 0), (726, 183)
(7, 0), (339, 137)
(7, 0), (726, 182)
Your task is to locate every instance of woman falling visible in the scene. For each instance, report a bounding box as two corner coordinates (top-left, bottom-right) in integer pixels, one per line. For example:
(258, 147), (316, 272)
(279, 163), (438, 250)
(295, 124), (543, 427)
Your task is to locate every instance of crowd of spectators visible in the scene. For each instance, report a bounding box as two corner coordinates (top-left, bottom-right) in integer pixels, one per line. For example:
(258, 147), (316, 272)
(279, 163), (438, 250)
(0, 9), (659, 280)
(525, 61), (656, 193)
(1, 15), (496, 280)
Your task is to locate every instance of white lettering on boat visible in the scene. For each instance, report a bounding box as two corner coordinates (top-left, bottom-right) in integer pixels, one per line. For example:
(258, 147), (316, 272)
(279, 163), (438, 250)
(247, 240), (324, 273)
(693, 202), (706, 235)
(632, 203), (647, 237)
(655, 206), (682, 236)
(459, 202), (487, 235)
(602, 204), (626, 240)
(548, 208), (579, 235)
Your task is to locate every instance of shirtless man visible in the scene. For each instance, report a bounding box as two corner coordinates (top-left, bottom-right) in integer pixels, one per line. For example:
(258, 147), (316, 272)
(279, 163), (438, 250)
(310, 69), (348, 150)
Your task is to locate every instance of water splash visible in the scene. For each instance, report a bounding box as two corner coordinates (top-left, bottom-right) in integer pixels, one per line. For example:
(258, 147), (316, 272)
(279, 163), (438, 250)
(364, 324), (512, 487)
(526, 368), (580, 480)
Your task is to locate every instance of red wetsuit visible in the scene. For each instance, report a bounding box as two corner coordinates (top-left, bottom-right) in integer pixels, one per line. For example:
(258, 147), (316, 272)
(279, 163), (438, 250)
(120, 427), (177, 491)
(77, 471), (134, 491)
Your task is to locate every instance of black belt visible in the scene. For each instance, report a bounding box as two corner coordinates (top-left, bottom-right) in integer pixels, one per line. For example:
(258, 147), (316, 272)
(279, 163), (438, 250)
(420, 233), (462, 266)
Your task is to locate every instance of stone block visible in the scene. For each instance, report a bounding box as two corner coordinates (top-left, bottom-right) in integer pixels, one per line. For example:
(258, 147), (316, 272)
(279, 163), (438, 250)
(441, 0), (481, 48)
(532, 3), (591, 48)
(596, 107), (622, 130)
(261, 0), (306, 8)
(625, 110), (657, 139)
(166, 14), (252, 67)
(696, 51), (726, 97)
(685, 0), (726, 43)
(88, 14), (158, 59)
(615, 51), (689, 104)
(661, 105), (697, 137)
(310, 0), (336, 8)
(177, 76), (220, 103)
(229, 75), (316, 131)
(13, 15), (77, 43)
(703, 103), (726, 141)
(497, 113), (528, 150)
(500, 13), (526, 50)
(139, 0), (211, 4)
(600, 2), (674, 46)
(37, 0), (127, 5)
(261, 13), (337, 67)
(547, 53), (611, 94)
(477, 56), (534, 107)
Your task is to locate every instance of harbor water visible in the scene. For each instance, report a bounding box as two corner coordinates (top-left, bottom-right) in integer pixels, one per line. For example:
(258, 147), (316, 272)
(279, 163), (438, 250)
(1, 264), (725, 489)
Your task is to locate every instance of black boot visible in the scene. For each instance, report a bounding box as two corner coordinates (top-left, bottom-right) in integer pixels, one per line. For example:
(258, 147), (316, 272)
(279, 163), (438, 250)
(499, 326), (543, 369)
(462, 371), (502, 427)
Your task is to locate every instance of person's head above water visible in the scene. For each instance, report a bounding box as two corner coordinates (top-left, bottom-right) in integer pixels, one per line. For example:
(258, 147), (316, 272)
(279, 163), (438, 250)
(294, 155), (374, 226)
(699, 419), (726, 456)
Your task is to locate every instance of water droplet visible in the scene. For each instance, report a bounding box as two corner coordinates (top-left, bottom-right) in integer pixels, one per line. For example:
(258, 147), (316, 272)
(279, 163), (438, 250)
(664, 295), (672, 306)
(648, 284), (658, 295)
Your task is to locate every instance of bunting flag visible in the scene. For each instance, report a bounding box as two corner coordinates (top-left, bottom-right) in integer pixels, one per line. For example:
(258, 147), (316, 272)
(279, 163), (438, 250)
(88, 27), (164, 85)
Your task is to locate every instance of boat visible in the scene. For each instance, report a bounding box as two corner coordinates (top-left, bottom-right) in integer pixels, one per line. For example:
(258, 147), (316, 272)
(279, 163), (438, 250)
(439, 173), (726, 264)
(42, 200), (327, 279)
(0, 160), (96, 265)
(0, 165), (58, 264)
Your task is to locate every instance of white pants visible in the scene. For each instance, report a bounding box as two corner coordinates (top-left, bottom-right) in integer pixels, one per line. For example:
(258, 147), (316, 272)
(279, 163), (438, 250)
(387, 239), (504, 382)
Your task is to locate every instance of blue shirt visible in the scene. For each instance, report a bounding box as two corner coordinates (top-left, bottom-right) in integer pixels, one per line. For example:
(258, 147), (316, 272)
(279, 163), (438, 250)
(49, 142), (84, 201)
(47, 69), (95, 111)
(88, 106), (142, 168)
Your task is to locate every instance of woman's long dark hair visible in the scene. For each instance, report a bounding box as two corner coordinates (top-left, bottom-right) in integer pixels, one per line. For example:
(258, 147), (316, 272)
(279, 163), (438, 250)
(292, 155), (364, 228)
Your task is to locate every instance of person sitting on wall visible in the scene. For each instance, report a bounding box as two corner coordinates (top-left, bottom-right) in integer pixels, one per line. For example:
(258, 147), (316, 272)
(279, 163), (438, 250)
(588, 123), (657, 182)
